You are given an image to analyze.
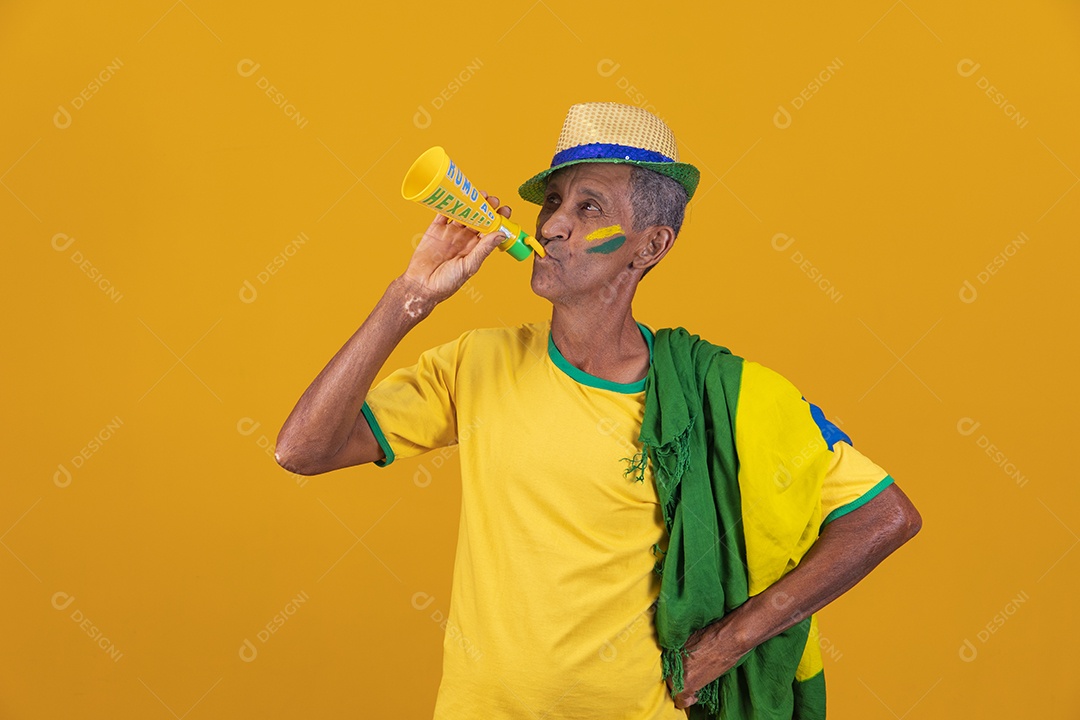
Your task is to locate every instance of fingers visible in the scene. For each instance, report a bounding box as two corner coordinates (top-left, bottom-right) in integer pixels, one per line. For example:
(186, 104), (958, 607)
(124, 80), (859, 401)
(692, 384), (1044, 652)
(482, 191), (513, 219)
(441, 214), (471, 232)
(458, 228), (507, 277)
(478, 228), (509, 255)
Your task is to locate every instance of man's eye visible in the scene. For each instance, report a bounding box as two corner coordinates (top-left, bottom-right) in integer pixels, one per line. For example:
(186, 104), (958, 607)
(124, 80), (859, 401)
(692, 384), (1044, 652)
(582, 202), (600, 211)
(545, 194), (560, 205)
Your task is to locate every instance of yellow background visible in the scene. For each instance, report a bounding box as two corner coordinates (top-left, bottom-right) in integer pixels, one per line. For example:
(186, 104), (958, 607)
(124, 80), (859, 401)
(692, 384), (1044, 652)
(3, 1), (1078, 717)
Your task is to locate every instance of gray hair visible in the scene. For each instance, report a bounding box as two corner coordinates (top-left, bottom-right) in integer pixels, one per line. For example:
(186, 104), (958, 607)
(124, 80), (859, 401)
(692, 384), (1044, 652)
(627, 165), (688, 278)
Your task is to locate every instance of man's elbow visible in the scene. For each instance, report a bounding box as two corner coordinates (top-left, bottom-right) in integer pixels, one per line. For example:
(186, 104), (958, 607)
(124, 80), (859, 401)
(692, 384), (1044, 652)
(902, 504), (923, 541)
(275, 446), (304, 475)
(889, 494), (923, 545)
(274, 438), (325, 476)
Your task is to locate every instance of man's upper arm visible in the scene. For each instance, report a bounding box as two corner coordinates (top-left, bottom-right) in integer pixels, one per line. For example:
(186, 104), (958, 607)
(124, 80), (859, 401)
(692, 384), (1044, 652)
(312, 401), (392, 472)
(833, 480), (920, 529)
(285, 400), (391, 474)
(293, 332), (464, 475)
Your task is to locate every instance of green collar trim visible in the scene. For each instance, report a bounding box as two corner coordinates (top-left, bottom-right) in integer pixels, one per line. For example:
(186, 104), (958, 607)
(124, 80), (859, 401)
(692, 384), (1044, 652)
(547, 321), (654, 393)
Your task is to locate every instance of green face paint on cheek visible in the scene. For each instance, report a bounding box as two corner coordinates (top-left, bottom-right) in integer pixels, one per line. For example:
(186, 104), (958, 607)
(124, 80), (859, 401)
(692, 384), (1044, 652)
(585, 235), (626, 254)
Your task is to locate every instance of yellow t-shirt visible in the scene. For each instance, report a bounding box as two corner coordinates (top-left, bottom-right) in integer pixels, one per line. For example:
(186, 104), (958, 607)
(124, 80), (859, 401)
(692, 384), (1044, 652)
(361, 319), (892, 719)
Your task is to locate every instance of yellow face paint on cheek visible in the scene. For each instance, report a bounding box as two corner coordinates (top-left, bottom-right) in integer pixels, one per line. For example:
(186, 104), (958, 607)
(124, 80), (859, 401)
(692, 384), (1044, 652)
(585, 224), (624, 242)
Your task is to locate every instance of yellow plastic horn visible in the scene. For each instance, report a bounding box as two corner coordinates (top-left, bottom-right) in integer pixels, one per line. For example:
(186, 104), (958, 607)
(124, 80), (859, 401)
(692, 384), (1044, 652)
(401, 146), (546, 261)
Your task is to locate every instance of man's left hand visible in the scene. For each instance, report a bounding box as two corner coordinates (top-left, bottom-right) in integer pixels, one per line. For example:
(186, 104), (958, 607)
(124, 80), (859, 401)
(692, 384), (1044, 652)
(666, 615), (747, 710)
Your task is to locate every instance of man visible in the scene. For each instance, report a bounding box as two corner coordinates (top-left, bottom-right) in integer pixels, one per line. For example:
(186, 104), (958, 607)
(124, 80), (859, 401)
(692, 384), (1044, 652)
(275, 102), (922, 719)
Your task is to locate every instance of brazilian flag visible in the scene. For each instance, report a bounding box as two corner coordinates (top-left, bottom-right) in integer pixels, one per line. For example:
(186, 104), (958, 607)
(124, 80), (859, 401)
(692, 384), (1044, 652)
(626, 327), (838, 719)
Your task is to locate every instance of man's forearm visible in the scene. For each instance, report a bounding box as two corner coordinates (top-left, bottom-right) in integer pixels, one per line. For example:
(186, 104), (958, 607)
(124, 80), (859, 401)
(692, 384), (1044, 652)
(684, 485), (922, 688)
(275, 275), (437, 466)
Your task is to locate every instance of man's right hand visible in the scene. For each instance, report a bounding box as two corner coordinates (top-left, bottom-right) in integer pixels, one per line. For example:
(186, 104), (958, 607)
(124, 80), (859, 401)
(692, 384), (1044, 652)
(399, 192), (513, 305)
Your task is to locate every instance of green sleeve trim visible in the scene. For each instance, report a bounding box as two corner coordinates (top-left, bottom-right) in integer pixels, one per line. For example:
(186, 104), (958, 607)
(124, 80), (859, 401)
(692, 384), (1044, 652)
(820, 474), (894, 532)
(360, 401), (395, 468)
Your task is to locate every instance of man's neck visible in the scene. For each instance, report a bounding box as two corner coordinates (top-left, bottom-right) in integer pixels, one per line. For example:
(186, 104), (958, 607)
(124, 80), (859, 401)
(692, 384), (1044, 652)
(549, 301), (650, 385)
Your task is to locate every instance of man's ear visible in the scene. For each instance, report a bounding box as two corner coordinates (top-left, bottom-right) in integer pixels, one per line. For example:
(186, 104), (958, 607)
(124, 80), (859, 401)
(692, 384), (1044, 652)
(631, 226), (676, 272)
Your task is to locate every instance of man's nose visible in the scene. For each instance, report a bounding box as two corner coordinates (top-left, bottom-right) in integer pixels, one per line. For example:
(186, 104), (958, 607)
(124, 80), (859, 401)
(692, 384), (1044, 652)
(540, 208), (573, 244)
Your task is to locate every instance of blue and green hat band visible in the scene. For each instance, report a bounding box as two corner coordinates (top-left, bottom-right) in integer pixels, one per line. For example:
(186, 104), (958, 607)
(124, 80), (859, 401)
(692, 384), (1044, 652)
(517, 154), (700, 206)
(517, 102), (700, 206)
(550, 142), (674, 166)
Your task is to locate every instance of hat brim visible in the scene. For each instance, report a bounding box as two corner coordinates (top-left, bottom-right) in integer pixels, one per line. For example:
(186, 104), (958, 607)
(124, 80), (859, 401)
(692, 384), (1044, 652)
(517, 158), (701, 206)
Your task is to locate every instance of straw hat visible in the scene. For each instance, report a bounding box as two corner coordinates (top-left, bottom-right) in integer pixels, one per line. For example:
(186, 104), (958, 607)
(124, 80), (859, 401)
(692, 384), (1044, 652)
(517, 101), (700, 205)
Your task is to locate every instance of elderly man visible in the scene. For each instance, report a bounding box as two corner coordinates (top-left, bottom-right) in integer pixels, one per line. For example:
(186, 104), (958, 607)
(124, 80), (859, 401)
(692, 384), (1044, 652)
(275, 102), (922, 719)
